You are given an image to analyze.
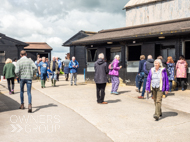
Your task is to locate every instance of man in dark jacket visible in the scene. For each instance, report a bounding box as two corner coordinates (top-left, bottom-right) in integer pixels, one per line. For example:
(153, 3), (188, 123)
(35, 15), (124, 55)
(136, 55), (146, 92)
(138, 55), (154, 99)
(94, 53), (109, 104)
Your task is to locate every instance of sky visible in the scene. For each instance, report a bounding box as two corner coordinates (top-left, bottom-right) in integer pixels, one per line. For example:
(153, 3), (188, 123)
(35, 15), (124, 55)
(0, 0), (129, 60)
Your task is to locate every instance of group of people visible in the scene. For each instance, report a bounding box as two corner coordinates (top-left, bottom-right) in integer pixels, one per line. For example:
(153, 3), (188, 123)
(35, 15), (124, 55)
(94, 53), (188, 121)
(136, 55), (188, 100)
(3, 50), (79, 113)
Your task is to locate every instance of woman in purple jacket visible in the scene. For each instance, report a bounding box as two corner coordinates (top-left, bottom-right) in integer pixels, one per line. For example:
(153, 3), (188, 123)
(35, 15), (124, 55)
(146, 59), (169, 121)
(109, 55), (122, 95)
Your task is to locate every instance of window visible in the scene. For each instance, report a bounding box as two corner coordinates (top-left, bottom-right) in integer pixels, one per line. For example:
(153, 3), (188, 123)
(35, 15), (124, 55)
(110, 47), (122, 61)
(185, 41), (190, 60)
(128, 45), (141, 61)
(87, 49), (97, 62)
(0, 51), (5, 63)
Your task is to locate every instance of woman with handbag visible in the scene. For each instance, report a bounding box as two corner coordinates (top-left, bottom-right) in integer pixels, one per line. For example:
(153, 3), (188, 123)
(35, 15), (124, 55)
(167, 56), (175, 92)
(176, 55), (188, 91)
(109, 55), (122, 95)
(3, 58), (15, 94)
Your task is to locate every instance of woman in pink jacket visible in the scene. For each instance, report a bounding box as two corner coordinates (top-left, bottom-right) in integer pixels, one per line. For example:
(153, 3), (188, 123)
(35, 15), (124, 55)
(176, 55), (188, 91)
(109, 55), (122, 95)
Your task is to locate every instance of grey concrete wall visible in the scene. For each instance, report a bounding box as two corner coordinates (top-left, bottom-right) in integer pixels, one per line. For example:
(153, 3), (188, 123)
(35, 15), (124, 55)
(126, 0), (190, 26)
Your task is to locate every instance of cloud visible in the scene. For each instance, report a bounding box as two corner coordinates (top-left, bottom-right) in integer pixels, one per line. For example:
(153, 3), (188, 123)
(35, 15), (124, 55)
(0, 0), (129, 58)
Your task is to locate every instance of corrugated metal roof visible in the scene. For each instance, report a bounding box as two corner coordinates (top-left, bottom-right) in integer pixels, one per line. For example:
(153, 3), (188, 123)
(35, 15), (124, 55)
(124, 0), (166, 9)
(25, 42), (52, 50)
(72, 17), (190, 46)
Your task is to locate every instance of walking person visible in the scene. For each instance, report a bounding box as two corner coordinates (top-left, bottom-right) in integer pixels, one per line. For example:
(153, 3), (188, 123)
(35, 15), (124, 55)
(94, 53), (109, 104)
(63, 56), (70, 81)
(15, 50), (37, 113)
(138, 55), (154, 99)
(167, 56), (175, 92)
(50, 57), (58, 87)
(12, 58), (20, 83)
(56, 57), (62, 81)
(146, 59), (169, 121)
(3, 58), (15, 94)
(109, 55), (122, 95)
(46, 58), (50, 81)
(176, 55), (188, 91)
(38, 57), (49, 88)
(69, 56), (79, 86)
(136, 55), (146, 93)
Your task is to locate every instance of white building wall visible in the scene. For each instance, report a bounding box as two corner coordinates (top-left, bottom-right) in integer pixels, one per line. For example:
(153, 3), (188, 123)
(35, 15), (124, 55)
(126, 0), (190, 26)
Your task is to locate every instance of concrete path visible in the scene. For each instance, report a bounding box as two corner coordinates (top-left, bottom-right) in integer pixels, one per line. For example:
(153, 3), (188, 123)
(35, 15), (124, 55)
(0, 82), (112, 142)
(31, 76), (190, 142)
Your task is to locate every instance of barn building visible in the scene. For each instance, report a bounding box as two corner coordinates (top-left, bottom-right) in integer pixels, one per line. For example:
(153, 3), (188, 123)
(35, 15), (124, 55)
(0, 33), (28, 75)
(25, 42), (52, 61)
(67, 0), (190, 89)
(63, 31), (97, 74)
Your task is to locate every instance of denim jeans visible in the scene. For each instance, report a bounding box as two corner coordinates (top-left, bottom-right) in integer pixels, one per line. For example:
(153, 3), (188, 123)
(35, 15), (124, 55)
(141, 77), (147, 97)
(51, 71), (57, 80)
(20, 79), (32, 104)
(138, 72), (144, 90)
(169, 80), (172, 92)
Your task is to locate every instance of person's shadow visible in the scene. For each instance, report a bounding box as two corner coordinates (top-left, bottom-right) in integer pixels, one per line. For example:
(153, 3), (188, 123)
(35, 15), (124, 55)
(32, 103), (58, 113)
(106, 99), (121, 103)
(118, 91), (131, 94)
(159, 112), (178, 120)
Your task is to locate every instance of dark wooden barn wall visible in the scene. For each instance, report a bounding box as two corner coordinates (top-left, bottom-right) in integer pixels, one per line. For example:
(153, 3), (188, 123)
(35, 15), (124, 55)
(0, 44), (19, 75)
(70, 46), (86, 74)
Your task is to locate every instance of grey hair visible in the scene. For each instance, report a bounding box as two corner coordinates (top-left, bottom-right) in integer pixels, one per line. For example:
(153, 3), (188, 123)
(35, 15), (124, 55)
(98, 53), (104, 59)
(114, 55), (120, 59)
(154, 59), (163, 67)
(72, 56), (75, 59)
(42, 57), (46, 60)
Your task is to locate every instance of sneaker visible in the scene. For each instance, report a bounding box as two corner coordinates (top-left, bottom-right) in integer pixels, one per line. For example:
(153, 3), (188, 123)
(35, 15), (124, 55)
(11, 90), (14, 94)
(138, 96), (144, 99)
(74, 84), (77, 86)
(71, 84), (73, 86)
(113, 92), (119, 95)
(9, 92), (12, 95)
(182, 88), (185, 91)
(111, 92), (114, 94)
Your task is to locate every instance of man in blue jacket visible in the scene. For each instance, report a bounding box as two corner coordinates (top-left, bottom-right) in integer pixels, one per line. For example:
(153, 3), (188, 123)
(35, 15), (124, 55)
(69, 56), (79, 86)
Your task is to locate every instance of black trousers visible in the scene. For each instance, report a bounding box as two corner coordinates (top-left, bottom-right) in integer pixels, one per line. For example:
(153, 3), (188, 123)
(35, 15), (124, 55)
(96, 83), (106, 103)
(177, 78), (185, 89)
(65, 73), (69, 81)
(7, 77), (14, 92)
(57, 73), (59, 81)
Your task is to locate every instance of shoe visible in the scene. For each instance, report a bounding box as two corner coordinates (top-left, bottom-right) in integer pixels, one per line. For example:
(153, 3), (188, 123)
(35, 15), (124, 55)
(28, 104), (32, 113)
(175, 88), (178, 91)
(74, 84), (77, 86)
(138, 96), (144, 99)
(71, 84), (73, 86)
(51, 80), (53, 86)
(111, 92), (114, 94)
(9, 92), (12, 95)
(182, 88), (185, 91)
(153, 115), (159, 121)
(163, 95), (166, 98)
(135, 89), (139, 92)
(160, 113), (162, 117)
(98, 102), (108, 104)
(113, 92), (119, 95)
(11, 90), (14, 94)
(19, 104), (25, 109)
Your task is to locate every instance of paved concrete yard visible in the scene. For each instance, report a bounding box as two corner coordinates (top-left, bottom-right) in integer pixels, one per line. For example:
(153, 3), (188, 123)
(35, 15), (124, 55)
(0, 82), (112, 142)
(31, 76), (190, 142)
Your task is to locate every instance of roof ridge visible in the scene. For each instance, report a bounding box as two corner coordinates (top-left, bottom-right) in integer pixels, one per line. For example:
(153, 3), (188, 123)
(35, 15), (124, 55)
(99, 17), (190, 33)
